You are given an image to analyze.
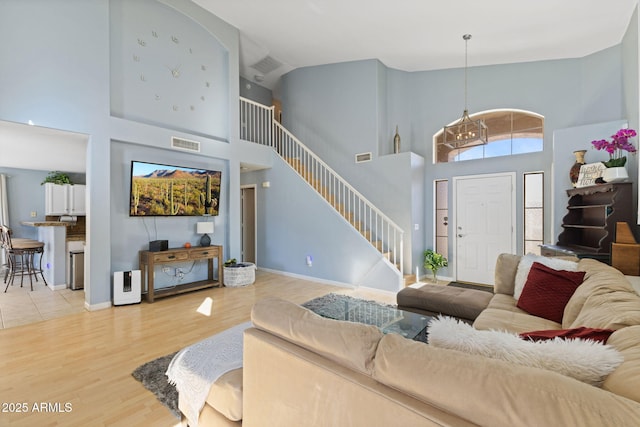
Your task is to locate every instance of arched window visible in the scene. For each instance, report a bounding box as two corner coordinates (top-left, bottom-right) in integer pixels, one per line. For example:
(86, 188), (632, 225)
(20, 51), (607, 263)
(434, 110), (544, 163)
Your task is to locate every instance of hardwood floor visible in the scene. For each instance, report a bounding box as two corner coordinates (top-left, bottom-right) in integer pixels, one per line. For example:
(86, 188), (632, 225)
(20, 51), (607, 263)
(0, 270), (396, 426)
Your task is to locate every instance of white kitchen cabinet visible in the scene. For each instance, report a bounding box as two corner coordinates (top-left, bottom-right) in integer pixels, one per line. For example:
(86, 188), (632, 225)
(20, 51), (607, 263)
(45, 183), (86, 215)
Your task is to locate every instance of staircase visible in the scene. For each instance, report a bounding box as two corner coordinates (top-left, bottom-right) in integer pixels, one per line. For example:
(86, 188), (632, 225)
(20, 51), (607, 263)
(240, 97), (413, 285)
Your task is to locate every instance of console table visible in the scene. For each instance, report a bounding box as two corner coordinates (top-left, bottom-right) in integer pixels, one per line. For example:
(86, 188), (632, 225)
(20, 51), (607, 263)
(139, 245), (223, 303)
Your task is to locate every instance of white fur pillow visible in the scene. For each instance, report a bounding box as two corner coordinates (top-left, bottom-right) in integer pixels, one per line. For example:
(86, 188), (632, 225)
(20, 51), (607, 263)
(428, 316), (623, 386)
(513, 253), (579, 300)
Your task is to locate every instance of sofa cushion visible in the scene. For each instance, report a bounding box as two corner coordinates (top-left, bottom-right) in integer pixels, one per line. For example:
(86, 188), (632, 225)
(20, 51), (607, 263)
(396, 284), (492, 321)
(513, 253), (579, 300)
(569, 289), (640, 330)
(204, 368), (243, 421)
(563, 258), (638, 328)
(603, 325), (640, 403)
(374, 333), (640, 427)
(428, 316), (623, 386)
(474, 297), (561, 334)
(493, 253), (522, 295)
(516, 262), (585, 323)
(520, 327), (615, 344)
(251, 297), (383, 375)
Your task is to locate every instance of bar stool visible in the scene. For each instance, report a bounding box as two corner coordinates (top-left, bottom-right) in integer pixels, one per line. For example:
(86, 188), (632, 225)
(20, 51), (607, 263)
(1, 225), (47, 292)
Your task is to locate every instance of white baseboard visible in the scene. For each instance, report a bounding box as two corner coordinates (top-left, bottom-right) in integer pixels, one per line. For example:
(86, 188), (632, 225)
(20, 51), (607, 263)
(48, 283), (67, 291)
(257, 267), (354, 289)
(84, 300), (112, 311)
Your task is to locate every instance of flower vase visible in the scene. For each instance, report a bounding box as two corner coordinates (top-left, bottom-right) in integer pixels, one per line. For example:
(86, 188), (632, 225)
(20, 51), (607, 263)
(602, 167), (628, 183)
(569, 150), (586, 187)
(393, 126), (401, 154)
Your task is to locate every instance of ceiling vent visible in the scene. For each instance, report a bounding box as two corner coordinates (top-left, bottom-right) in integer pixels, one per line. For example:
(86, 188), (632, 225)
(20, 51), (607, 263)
(250, 55), (282, 74)
(355, 152), (372, 163)
(171, 137), (200, 153)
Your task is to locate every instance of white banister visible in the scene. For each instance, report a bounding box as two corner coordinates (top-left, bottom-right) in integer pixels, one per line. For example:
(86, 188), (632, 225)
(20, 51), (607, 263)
(239, 97), (404, 275)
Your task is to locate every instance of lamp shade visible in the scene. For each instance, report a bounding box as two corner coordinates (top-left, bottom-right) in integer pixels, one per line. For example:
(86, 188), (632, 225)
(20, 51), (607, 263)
(196, 221), (214, 234)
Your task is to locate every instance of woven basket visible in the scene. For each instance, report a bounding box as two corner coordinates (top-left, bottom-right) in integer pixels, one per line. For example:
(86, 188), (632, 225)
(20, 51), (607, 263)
(223, 263), (256, 287)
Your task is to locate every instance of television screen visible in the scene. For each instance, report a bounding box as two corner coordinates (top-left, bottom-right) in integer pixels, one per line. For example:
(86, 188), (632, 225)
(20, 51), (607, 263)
(130, 161), (221, 216)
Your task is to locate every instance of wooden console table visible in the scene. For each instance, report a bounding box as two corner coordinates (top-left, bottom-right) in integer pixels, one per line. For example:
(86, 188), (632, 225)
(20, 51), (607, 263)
(139, 245), (223, 303)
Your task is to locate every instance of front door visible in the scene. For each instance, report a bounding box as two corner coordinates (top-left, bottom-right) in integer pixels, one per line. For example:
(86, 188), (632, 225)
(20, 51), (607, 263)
(454, 173), (515, 285)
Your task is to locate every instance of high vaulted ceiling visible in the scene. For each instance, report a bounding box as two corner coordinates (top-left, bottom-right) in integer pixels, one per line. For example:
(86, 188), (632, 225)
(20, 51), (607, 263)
(193, 0), (639, 90)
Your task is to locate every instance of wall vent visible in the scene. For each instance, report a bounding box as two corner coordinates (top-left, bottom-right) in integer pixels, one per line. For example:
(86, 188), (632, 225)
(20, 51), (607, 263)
(355, 152), (372, 163)
(171, 137), (200, 153)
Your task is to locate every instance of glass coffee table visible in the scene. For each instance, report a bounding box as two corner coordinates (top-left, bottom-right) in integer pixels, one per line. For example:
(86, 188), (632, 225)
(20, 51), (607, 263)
(310, 298), (432, 342)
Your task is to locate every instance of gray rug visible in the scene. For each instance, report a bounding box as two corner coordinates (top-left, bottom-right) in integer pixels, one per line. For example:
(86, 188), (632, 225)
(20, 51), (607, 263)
(132, 293), (391, 418)
(131, 352), (180, 418)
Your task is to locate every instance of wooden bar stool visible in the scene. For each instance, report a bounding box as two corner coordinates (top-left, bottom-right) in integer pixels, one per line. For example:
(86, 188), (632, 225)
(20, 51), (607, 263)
(1, 225), (47, 292)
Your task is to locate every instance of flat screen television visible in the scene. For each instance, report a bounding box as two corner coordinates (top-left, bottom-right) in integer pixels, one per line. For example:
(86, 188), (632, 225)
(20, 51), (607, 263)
(130, 160), (221, 216)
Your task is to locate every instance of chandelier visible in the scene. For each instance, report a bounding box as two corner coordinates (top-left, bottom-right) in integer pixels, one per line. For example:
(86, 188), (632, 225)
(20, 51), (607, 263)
(443, 34), (488, 148)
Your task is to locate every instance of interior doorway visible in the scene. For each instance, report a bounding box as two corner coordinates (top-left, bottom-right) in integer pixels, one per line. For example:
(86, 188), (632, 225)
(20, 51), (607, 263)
(240, 185), (256, 263)
(453, 173), (515, 285)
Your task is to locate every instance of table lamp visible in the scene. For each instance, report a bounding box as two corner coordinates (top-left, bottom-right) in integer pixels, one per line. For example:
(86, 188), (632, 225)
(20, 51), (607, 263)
(196, 221), (214, 247)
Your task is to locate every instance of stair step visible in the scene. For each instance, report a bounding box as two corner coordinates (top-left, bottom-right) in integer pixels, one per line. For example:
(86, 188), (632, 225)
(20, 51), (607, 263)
(402, 274), (417, 287)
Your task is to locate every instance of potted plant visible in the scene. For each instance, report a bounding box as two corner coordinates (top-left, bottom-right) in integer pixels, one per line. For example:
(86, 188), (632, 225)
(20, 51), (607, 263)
(591, 128), (637, 182)
(423, 249), (448, 284)
(41, 171), (73, 185)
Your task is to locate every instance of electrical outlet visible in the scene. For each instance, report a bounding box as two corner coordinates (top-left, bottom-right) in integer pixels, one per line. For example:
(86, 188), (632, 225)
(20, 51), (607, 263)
(162, 267), (171, 273)
(30, 211), (37, 218)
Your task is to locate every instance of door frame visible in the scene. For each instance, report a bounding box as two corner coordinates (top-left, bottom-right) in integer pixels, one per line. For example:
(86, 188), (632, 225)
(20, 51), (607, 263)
(240, 184), (257, 264)
(452, 172), (516, 282)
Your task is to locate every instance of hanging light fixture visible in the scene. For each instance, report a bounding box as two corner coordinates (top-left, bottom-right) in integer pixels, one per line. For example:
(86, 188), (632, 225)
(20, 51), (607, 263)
(443, 34), (488, 147)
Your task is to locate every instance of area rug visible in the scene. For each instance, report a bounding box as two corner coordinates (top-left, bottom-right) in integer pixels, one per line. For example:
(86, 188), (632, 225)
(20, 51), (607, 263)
(447, 281), (493, 293)
(132, 293), (393, 418)
(131, 352), (180, 419)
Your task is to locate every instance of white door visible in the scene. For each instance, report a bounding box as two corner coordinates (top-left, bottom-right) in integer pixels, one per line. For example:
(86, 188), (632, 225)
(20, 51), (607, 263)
(454, 174), (515, 285)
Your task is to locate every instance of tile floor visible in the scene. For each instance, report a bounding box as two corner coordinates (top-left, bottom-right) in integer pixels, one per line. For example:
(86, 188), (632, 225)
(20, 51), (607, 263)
(0, 278), (85, 329)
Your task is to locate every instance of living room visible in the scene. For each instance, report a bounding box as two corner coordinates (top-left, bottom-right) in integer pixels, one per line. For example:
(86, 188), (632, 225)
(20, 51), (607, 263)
(1, 0), (640, 425)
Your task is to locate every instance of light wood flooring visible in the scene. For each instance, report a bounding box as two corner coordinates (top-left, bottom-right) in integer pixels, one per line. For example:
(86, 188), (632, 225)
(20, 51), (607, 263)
(0, 270), (396, 427)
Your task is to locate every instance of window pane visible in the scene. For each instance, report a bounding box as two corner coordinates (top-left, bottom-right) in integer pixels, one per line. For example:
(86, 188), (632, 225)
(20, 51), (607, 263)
(435, 110), (543, 163)
(524, 174), (543, 207)
(524, 241), (542, 255)
(436, 237), (448, 259)
(436, 210), (448, 236)
(435, 181), (448, 209)
(525, 208), (543, 240)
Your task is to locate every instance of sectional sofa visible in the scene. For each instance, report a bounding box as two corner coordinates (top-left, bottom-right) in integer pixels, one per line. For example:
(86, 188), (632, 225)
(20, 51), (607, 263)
(185, 254), (640, 426)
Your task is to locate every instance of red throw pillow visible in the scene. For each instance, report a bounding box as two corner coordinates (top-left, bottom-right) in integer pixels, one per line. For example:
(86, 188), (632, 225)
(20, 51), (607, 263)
(516, 262), (586, 323)
(520, 326), (615, 344)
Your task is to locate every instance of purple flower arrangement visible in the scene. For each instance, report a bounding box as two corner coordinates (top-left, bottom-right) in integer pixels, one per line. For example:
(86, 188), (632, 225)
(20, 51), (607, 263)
(591, 128), (637, 168)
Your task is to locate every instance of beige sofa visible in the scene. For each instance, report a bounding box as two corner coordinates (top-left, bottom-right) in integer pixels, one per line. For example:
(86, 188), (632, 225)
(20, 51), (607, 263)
(190, 254), (640, 426)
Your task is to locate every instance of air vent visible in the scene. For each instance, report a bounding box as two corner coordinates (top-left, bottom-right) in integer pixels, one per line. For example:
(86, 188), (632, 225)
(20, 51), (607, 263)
(171, 137), (200, 153)
(355, 152), (372, 163)
(250, 55), (283, 74)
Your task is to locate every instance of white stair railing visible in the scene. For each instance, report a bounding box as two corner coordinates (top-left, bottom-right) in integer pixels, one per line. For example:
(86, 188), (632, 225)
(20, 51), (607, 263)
(239, 97), (404, 274)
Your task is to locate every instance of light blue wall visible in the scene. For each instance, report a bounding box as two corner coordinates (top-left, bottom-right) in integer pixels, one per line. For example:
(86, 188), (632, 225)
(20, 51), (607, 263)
(240, 77), (273, 106)
(0, 0), (242, 306)
(278, 42), (632, 277)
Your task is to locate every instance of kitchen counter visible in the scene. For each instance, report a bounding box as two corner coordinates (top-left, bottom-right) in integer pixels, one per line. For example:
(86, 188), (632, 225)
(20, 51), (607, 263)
(21, 221), (73, 227)
(20, 221), (70, 290)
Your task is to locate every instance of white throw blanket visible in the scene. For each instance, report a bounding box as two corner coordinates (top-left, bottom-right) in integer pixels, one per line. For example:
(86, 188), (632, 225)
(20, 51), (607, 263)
(166, 321), (251, 427)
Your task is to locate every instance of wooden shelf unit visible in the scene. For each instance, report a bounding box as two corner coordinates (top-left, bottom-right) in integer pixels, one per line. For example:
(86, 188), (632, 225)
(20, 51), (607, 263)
(541, 183), (633, 262)
(139, 245), (223, 302)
